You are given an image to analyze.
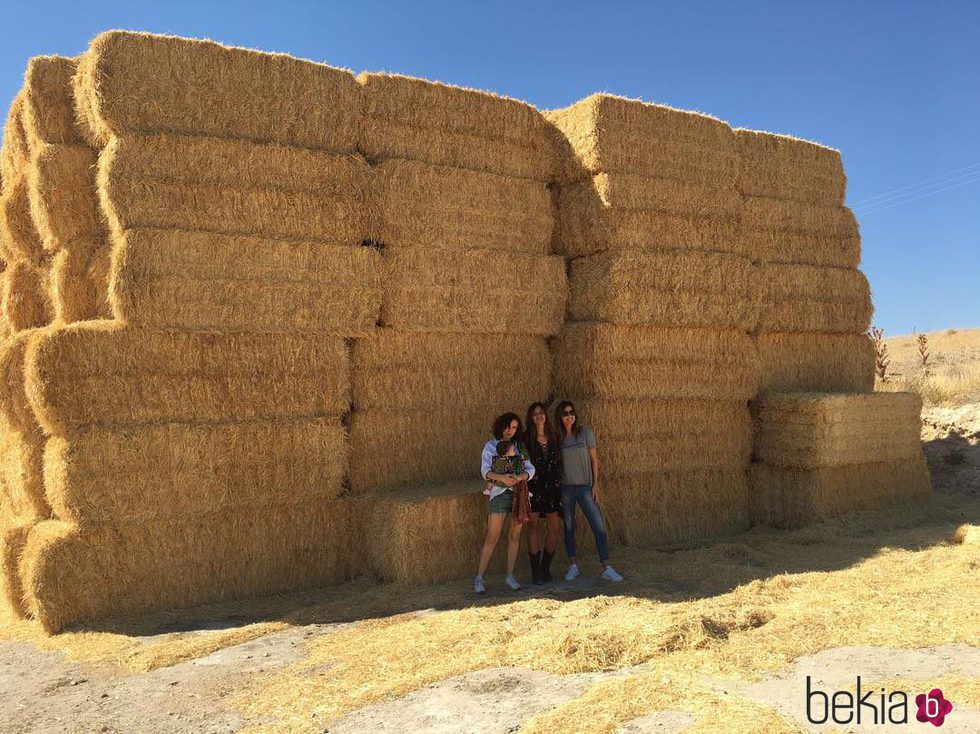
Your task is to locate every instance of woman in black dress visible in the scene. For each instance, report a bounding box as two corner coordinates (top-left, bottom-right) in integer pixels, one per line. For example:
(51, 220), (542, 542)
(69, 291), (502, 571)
(524, 402), (562, 584)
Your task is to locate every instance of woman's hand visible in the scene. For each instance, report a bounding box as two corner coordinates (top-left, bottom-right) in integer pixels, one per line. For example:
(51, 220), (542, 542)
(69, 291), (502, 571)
(592, 486), (600, 505)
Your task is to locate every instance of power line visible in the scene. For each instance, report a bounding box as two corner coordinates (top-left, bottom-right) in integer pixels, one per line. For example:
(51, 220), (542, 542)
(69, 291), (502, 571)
(856, 174), (980, 216)
(850, 162), (980, 208)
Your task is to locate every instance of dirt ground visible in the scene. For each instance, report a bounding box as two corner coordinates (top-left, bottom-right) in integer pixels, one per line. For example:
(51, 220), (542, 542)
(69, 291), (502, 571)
(0, 335), (977, 733)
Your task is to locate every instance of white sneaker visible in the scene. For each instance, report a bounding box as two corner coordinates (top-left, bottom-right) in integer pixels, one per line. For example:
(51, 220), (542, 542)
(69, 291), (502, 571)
(601, 566), (623, 582)
(474, 576), (486, 594)
(564, 563), (579, 581)
(505, 575), (521, 591)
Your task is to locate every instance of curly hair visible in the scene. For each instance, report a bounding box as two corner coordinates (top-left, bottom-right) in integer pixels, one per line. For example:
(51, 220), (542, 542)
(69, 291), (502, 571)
(492, 412), (522, 441)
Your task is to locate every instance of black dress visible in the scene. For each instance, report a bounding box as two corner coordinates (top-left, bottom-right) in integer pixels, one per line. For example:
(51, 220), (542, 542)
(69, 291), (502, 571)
(527, 435), (562, 514)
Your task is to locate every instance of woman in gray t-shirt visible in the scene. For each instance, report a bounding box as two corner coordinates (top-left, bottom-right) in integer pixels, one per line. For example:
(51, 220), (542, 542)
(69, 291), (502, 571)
(555, 400), (623, 583)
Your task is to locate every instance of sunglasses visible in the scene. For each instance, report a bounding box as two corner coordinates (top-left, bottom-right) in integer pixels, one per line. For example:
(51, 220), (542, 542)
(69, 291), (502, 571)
(562, 410), (576, 416)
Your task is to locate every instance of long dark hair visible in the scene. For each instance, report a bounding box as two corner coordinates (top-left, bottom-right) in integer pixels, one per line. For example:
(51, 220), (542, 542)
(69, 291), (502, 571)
(524, 401), (557, 448)
(554, 399), (582, 439)
(492, 412), (523, 442)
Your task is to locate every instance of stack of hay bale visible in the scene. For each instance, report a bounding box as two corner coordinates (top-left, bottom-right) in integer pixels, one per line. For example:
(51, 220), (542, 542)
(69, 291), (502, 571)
(736, 130), (874, 392)
(353, 73), (566, 582)
(750, 393), (930, 527)
(547, 95), (759, 547)
(738, 130), (929, 525)
(5, 31), (385, 631)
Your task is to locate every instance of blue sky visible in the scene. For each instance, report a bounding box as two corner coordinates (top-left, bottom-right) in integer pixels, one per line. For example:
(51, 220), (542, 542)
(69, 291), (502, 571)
(2, 1), (977, 336)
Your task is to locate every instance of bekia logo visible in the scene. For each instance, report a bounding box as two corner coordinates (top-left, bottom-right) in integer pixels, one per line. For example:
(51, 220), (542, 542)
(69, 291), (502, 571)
(806, 677), (954, 727)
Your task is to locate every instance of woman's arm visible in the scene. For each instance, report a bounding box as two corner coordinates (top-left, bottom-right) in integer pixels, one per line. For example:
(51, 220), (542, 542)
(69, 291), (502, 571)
(589, 447), (599, 501)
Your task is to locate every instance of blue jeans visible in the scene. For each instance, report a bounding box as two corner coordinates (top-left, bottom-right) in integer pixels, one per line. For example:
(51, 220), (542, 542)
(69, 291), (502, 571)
(560, 484), (609, 563)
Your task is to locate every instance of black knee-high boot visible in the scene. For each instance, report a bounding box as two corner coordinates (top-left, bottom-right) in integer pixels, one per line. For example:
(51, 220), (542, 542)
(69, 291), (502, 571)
(540, 550), (554, 583)
(529, 551), (543, 585)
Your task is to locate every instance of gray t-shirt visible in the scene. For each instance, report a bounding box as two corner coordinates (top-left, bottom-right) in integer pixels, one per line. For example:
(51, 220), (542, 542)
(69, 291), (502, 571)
(560, 426), (596, 486)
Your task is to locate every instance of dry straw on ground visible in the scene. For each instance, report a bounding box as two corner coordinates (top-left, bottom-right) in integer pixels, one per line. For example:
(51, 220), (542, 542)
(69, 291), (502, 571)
(749, 456), (931, 529)
(45, 418), (348, 524)
(755, 332), (875, 393)
(109, 228), (384, 333)
(73, 31), (361, 151)
(754, 262), (872, 333)
(358, 72), (555, 181)
(352, 330), (551, 411)
(370, 158), (554, 253)
(546, 93), (737, 184)
(555, 324), (760, 401)
(381, 248), (567, 335)
(752, 392), (923, 467)
(735, 128), (846, 206)
(569, 249), (757, 329)
(24, 322), (351, 435)
(20, 502), (357, 632)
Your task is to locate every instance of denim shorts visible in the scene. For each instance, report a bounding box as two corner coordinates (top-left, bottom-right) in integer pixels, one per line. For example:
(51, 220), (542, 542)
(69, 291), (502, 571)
(488, 490), (513, 514)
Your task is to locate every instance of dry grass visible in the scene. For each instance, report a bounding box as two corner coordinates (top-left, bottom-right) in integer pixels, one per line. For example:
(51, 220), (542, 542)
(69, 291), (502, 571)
(879, 328), (980, 405)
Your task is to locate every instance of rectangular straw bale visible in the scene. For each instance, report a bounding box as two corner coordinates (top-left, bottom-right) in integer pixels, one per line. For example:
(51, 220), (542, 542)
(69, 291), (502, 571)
(555, 324), (760, 401)
(103, 133), (371, 200)
(109, 228), (383, 333)
(741, 195), (858, 238)
(602, 429), (751, 474)
(750, 455), (931, 529)
(752, 392), (922, 468)
(45, 418), (347, 524)
(546, 94), (737, 184)
(98, 136), (369, 244)
(601, 470), (750, 547)
(737, 226), (860, 268)
(26, 143), (103, 252)
(1, 519), (34, 617)
(349, 408), (492, 494)
(20, 504), (356, 632)
(371, 159), (553, 253)
(48, 245), (112, 323)
(352, 330), (550, 411)
(755, 263), (873, 334)
(74, 31), (361, 151)
(382, 248), (567, 335)
(569, 249), (757, 329)
(24, 321), (350, 435)
(2, 92), (29, 182)
(1, 175), (45, 264)
(736, 129), (846, 206)
(358, 72), (555, 181)
(575, 398), (749, 439)
(1, 260), (52, 330)
(21, 56), (85, 149)
(756, 332), (874, 393)
(364, 482), (487, 583)
(558, 181), (741, 258)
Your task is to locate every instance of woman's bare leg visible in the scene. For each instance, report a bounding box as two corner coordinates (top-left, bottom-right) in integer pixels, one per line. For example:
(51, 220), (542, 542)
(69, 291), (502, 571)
(506, 520), (524, 575)
(477, 514), (506, 577)
(527, 512), (542, 555)
(544, 512), (561, 554)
